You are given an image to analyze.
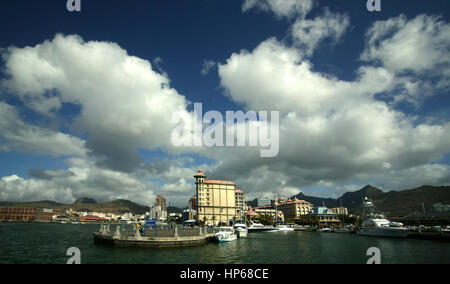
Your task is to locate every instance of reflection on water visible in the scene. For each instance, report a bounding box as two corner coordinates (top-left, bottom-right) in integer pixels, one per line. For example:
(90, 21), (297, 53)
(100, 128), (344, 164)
(1, 223), (450, 264)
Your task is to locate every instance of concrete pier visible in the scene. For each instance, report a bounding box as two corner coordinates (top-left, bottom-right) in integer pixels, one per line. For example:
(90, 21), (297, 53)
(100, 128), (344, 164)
(93, 226), (215, 248)
(407, 230), (450, 242)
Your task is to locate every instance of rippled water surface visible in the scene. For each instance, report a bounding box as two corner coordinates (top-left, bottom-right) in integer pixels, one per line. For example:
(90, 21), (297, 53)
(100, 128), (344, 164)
(1, 223), (449, 264)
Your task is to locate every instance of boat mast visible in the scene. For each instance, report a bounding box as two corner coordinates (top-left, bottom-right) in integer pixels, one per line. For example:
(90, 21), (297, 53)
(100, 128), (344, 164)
(275, 192), (278, 225)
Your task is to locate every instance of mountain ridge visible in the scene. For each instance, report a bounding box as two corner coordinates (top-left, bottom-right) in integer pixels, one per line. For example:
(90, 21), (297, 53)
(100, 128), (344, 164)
(291, 185), (450, 217)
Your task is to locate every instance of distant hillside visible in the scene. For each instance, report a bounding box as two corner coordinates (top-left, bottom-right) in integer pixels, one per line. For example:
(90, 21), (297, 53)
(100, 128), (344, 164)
(72, 198), (97, 205)
(0, 200), (65, 208)
(167, 206), (184, 214)
(294, 193), (340, 208)
(0, 199), (149, 215)
(292, 185), (450, 218)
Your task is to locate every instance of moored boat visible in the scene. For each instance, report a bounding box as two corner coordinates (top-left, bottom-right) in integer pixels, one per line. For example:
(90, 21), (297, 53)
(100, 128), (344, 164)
(234, 223), (248, 238)
(357, 197), (409, 238)
(248, 221), (277, 232)
(214, 227), (238, 242)
(318, 227), (333, 232)
(277, 225), (294, 231)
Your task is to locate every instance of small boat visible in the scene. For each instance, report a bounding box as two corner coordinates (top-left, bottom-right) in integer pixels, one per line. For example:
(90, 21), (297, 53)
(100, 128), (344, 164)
(441, 227), (450, 233)
(277, 225), (294, 231)
(318, 227), (333, 232)
(214, 227), (238, 242)
(234, 223), (248, 238)
(248, 221), (277, 232)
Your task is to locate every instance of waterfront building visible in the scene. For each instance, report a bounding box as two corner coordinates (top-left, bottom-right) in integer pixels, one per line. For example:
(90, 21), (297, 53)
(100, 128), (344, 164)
(150, 195), (168, 220)
(120, 212), (133, 221)
(183, 208), (197, 221)
(277, 198), (313, 219)
(156, 195), (168, 214)
(306, 207), (340, 226)
(253, 205), (285, 222)
(79, 215), (109, 223)
(189, 196), (197, 208)
(194, 169), (243, 226)
(0, 207), (37, 222)
(0, 207), (65, 223)
(235, 189), (247, 218)
(330, 207), (349, 216)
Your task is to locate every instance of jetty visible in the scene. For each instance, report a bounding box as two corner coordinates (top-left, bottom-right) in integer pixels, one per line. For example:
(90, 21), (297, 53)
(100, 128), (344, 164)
(93, 225), (215, 248)
(407, 230), (450, 242)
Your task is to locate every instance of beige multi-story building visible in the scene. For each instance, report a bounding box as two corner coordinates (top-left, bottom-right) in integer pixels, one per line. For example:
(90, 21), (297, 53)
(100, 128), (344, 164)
(330, 207), (349, 216)
(277, 198), (313, 219)
(194, 169), (244, 226)
(235, 189), (247, 218)
(253, 205), (284, 222)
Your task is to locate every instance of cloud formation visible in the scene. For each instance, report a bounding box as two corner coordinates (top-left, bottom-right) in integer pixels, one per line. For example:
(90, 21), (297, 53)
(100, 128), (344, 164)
(291, 9), (350, 57)
(361, 14), (450, 104)
(242, 0), (315, 19)
(1, 34), (190, 172)
(214, 13), (450, 198)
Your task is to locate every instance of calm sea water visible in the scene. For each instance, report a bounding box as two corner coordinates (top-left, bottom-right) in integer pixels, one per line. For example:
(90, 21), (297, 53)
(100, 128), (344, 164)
(1, 223), (449, 264)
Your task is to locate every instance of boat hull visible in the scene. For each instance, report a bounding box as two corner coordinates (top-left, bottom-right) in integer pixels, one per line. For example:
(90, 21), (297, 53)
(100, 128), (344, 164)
(248, 227), (277, 233)
(357, 228), (409, 238)
(334, 230), (354, 234)
(236, 229), (248, 238)
(215, 235), (237, 242)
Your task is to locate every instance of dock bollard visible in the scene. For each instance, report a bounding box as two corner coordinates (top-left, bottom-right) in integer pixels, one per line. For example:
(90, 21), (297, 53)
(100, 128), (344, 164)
(114, 226), (121, 238)
(174, 226), (179, 238)
(134, 227), (142, 240)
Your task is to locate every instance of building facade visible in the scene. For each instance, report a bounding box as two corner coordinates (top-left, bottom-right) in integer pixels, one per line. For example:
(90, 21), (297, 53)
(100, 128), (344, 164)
(307, 207), (340, 226)
(330, 207), (349, 216)
(149, 194), (168, 221)
(0, 207), (65, 223)
(194, 169), (244, 226)
(253, 205), (284, 222)
(276, 198), (313, 219)
(0, 207), (37, 222)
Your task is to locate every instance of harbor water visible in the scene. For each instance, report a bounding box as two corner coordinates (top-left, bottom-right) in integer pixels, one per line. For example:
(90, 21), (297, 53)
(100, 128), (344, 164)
(1, 223), (449, 264)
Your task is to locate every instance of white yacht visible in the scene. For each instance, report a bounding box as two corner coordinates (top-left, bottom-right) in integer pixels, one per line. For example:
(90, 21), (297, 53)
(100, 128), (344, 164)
(234, 223), (248, 238)
(357, 197), (409, 238)
(277, 225), (294, 231)
(248, 221), (277, 232)
(214, 227), (238, 242)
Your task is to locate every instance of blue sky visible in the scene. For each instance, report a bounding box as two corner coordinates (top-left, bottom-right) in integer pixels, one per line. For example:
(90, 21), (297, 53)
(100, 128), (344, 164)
(0, 0), (449, 206)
